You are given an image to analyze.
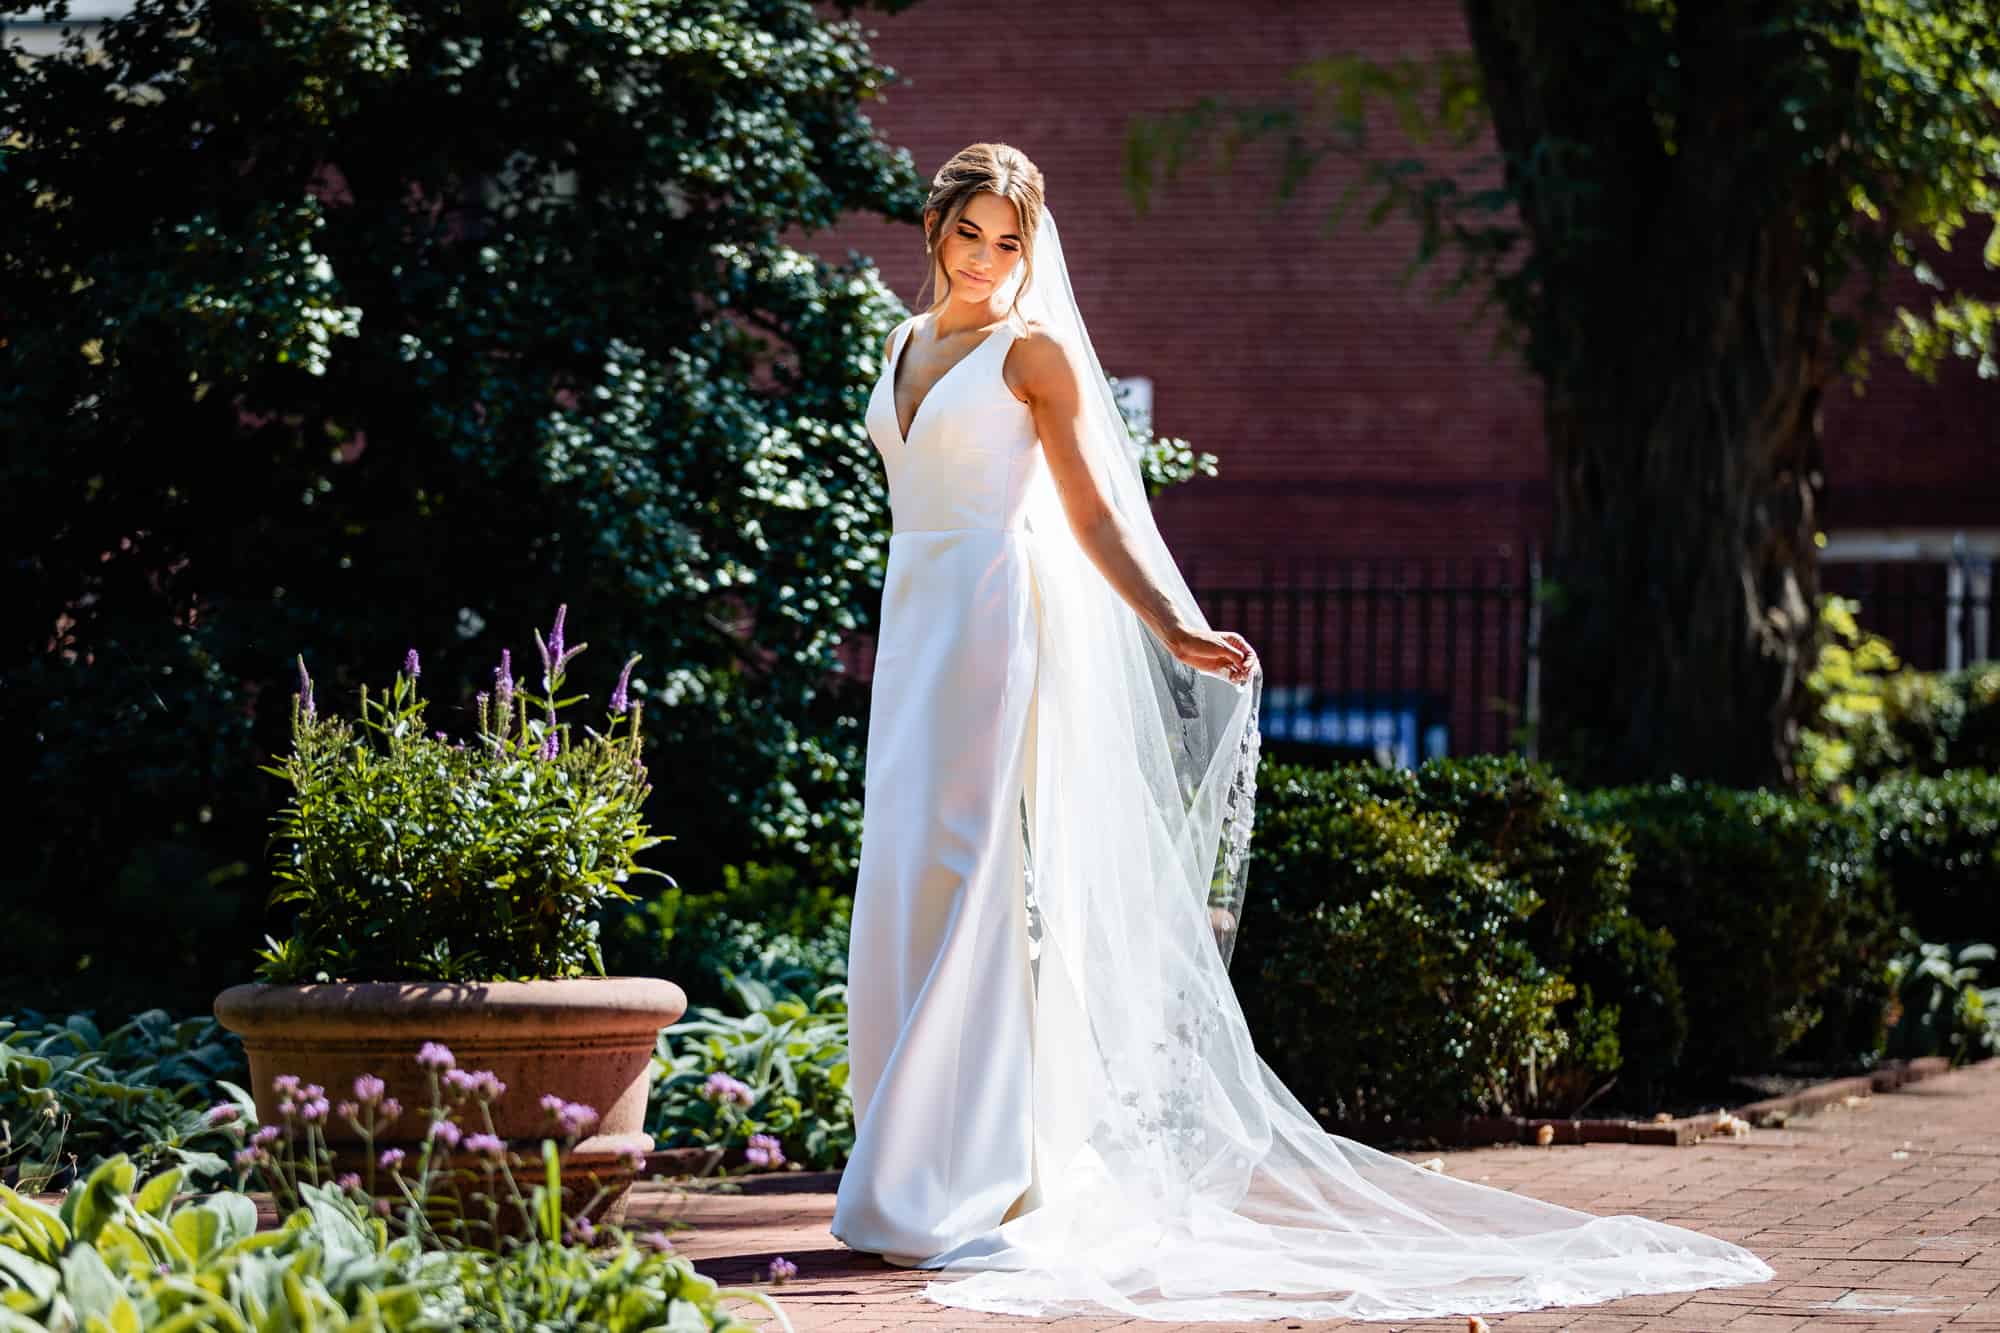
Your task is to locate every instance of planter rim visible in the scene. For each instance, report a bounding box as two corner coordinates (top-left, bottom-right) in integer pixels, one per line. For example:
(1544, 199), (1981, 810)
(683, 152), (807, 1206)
(214, 976), (687, 1038)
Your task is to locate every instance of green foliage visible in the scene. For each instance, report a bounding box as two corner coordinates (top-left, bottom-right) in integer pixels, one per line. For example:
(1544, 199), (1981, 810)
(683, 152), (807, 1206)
(1, 0), (922, 1011)
(1802, 596), (2000, 792)
(1577, 780), (1900, 1081)
(1800, 594), (1907, 798)
(1856, 769), (2000, 965)
(606, 861), (850, 1012)
(1236, 763), (1575, 1123)
(449, 1222), (778, 1331)
(0, 1154), (781, 1331)
(258, 614), (665, 983)
(1332, 755), (1687, 1105)
(1884, 932), (2000, 1064)
(0, 1010), (249, 1193)
(647, 985), (853, 1172)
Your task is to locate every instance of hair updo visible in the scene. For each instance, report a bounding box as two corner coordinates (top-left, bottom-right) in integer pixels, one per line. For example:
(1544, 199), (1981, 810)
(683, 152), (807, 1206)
(921, 142), (1045, 315)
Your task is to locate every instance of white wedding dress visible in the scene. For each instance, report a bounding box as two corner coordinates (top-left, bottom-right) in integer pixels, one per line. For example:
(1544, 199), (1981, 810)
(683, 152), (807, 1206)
(831, 210), (1775, 1323)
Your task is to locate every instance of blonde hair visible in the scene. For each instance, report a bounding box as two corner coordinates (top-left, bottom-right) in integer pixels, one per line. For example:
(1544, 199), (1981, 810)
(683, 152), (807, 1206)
(920, 142), (1045, 316)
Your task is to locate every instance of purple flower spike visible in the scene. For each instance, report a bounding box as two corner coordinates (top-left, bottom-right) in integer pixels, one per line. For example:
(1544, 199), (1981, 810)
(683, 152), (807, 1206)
(296, 656), (314, 719)
(610, 653), (640, 715)
(495, 650), (514, 714)
(403, 648), (420, 679)
(548, 604), (567, 668)
(538, 730), (560, 762)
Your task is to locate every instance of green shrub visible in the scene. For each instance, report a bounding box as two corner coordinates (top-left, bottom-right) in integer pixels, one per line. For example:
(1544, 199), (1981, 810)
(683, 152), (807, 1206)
(1864, 665), (2000, 781)
(258, 614), (668, 984)
(1330, 756), (1686, 1106)
(1801, 596), (2000, 792)
(1235, 764), (1574, 1124)
(606, 861), (849, 1010)
(0, 1009), (248, 1192)
(1577, 781), (1898, 1081)
(1856, 769), (2000, 970)
(1883, 931), (2000, 1064)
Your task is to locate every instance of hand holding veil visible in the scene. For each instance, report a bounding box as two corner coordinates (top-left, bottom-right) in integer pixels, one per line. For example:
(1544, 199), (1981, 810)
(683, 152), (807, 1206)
(914, 207), (1774, 1322)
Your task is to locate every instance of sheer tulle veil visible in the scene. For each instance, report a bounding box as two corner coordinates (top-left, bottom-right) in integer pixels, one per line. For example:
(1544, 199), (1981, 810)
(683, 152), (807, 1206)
(911, 205), (1776, 1322)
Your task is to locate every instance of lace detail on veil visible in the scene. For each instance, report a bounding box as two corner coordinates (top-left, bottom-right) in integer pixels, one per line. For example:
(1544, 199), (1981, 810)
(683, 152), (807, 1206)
(1210, 683), (1261, 965)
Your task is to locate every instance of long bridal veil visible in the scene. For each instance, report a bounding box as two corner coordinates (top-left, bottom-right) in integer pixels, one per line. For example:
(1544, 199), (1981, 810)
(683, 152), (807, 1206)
(914, 206), (1775, 1322)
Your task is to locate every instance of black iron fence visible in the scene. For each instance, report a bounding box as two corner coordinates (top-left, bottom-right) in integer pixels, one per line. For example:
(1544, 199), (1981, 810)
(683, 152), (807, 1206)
(1189, 542), (1996, 766)
(1187, 553), (1539, 764)
(1820, 548), (1995, 673)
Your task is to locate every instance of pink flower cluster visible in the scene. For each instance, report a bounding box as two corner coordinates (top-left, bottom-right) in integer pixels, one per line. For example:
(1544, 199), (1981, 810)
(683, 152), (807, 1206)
(539, 1092), (600, 1137)
(700, 1072), (754, 1107)
(745, 1133), (785, 1168)
(444, 1067), (507, 1102)
(269, 1075), (334, 1125)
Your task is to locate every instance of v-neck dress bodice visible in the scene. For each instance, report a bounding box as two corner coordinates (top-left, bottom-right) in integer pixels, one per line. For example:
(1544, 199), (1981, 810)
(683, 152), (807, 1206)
(834, 312), (1056, 1264)
(864, 316), (1047, 534)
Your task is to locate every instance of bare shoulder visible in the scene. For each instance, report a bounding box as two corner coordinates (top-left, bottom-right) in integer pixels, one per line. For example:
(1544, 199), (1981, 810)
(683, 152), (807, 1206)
(1005, 319), (1079, 399)
(1012, 318), (1063, 359)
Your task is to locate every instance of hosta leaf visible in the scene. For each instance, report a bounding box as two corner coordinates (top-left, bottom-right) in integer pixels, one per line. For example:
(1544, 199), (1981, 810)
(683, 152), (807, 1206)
(135, 1166), (185, 1220)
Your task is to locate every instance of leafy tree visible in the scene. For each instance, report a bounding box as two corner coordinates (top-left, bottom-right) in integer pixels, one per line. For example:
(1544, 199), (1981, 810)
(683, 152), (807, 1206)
(1, 0), (921, 1010)
(1129, 1), (2000, 788)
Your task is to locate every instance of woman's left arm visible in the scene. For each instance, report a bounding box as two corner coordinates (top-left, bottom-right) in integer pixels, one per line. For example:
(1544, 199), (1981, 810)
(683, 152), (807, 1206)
(1011, 328), (1256, 685)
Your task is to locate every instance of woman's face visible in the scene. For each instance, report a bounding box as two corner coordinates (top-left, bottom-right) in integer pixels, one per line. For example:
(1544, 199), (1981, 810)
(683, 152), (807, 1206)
(930, 190), (1024, 309)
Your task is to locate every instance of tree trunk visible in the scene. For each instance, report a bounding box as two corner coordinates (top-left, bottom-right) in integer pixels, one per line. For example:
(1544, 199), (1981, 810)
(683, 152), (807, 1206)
(1539, 309), (1825, 789)
(1465, 0), (1827, 788)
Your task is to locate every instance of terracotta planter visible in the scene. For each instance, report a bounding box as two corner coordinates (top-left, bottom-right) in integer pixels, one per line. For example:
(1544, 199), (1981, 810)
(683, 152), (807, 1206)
(213, 977), (686, 1235)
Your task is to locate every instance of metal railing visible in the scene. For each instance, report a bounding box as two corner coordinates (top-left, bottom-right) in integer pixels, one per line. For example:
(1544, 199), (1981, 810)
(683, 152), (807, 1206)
(1188, 553), (1538, 764)
(1821, 535), (1995, 672)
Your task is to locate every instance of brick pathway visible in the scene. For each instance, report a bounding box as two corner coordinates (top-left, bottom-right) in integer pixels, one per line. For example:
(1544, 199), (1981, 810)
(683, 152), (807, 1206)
(633, 1057), (2000, 1332)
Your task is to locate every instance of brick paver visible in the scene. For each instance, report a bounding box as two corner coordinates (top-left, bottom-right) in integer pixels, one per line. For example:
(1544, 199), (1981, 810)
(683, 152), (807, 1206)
(635, 1058), (2000, 1331)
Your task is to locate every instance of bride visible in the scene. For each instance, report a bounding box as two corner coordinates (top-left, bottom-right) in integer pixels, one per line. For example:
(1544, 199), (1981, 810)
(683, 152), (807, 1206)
(828, 141), (1774, 1322)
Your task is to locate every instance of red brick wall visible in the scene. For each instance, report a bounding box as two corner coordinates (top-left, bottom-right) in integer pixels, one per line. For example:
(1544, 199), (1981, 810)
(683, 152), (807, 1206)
(810, 0), (1997, 589)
